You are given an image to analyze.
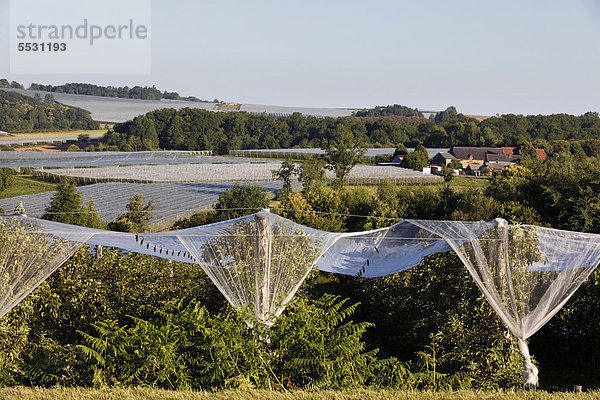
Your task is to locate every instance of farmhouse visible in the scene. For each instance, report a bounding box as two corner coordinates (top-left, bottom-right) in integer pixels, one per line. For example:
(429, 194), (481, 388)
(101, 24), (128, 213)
(448, 147), (505, 166)
(431, 146), (547, 175)
(431, 152), (457, 166)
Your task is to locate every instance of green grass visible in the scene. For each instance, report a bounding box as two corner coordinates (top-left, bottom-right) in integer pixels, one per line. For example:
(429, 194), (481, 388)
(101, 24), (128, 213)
(447, 176), (489, 189)
(0, 388), (597, 400)
(0, 175), (58, 199)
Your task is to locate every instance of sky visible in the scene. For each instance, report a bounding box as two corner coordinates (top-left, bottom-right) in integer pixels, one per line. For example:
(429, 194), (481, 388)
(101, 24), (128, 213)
(1, 0), (599, 116)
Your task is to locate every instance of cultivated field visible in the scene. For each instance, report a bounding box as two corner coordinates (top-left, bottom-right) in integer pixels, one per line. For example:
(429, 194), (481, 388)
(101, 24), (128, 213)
(0, 152), (270, 168)
(2, 88), (356, 122)
(0, 181), (286, 229)
(36, 163), (443, 184)
(231, 148), (450, 159)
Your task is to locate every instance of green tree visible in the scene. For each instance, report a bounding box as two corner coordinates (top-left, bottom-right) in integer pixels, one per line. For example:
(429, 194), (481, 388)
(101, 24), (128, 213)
(213, 184), (270, 220)
(272, 159), (297, 196)
(441, 165), (454, 182)
(42, 179), (101, 227)
(403, 148), (429, 171)
(83, 199), (107, 229)
(299, 157), (326, 193)
(163, 115), (186, 149)
(392, 143), (409, 158)
(517, 141), (537, 160)
(323, 125), (366, 184)
(0, 168), (15, 192)
(433, 106), (459, 123)
(109, 194), (154, 232)
(448, 159), (463, 170)
(130, 116), (159, 150)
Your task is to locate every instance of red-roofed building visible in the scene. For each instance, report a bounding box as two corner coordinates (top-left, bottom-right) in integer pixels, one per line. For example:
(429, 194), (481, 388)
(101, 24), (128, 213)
(502, 146), (546, 161)
(536, 149), (547, 161)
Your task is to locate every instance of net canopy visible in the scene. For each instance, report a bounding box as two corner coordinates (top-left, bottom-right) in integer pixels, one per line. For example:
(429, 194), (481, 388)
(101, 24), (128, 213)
(317, 220), (451, 278)
(411, 218), (600, 385)
(0, 212), (341, 326)
(0, 216), (94, 319)
(2, 213), (600, 384)
(148, 211), (340, 325)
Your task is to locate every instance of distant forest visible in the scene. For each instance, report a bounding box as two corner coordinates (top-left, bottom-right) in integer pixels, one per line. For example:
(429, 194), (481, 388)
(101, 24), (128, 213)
(103, 107), (600, 154)
(0, 90), (99, 132)
(353, 104), (424, 118)
(27, 82), (221, 103)
(0, 79), (24, 89)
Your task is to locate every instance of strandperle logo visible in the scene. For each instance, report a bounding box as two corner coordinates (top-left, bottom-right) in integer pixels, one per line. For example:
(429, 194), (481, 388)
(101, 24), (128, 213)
(10, 0), (151, 74)
(15, 19), (148, 45)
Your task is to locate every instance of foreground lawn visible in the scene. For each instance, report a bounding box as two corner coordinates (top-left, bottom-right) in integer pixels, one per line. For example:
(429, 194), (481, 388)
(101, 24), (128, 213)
(0, 175), (58, 199)
(0, 388), (596, 400)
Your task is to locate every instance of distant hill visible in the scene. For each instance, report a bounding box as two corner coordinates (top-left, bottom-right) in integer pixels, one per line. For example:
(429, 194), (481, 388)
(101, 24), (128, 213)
(0, 90), (99, 133)
(0, 88), (357, 123)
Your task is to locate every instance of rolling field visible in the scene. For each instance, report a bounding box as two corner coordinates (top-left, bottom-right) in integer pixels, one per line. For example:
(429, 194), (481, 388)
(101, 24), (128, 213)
(1, 88), (356, 122)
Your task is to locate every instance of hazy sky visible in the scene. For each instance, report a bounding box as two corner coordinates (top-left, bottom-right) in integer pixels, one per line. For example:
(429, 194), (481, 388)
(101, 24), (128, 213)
(1, 0), (599, 115)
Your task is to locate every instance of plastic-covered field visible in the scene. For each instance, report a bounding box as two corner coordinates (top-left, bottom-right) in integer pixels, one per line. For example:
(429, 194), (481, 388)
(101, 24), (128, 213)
(0, 181), (286, 226)
(37, 163), (442, 183)
(231, 147), (450, 159)
(0, 152), (277, 168)
(1, 89), (355, 122)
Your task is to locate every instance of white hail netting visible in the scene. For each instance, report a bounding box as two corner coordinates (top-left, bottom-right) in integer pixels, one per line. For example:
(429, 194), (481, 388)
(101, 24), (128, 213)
(0, 216), (93, 319)
(0, 212), (340, 326)
(411, 218), (600, 386)
(318, 220), (451, 277)
(3, 213), (600, 384)
(153, 211), (339, 325)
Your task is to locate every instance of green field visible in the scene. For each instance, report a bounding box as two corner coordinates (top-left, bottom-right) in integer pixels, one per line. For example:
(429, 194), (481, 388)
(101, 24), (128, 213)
(0, 388), (596, 400)
(0, 175), (58, 199)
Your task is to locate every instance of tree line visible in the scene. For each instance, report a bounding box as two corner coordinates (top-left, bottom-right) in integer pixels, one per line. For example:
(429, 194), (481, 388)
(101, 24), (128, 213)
(0, 90), (99, 132)
(100, 107), (600, 154)
(0, 79), (24, 89)
(27, 82), (220, 103)
(353, 104), (424, 118)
